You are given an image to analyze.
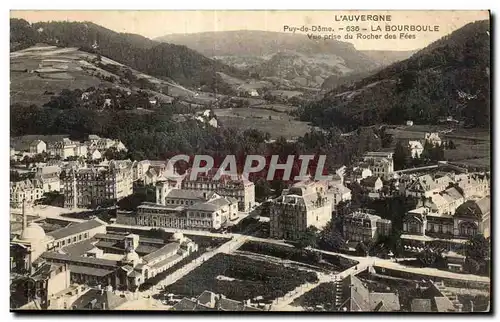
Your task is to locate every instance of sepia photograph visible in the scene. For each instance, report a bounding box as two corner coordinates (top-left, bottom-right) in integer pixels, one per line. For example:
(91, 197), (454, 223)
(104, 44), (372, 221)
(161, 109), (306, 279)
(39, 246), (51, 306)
(8, 9), (491, 313)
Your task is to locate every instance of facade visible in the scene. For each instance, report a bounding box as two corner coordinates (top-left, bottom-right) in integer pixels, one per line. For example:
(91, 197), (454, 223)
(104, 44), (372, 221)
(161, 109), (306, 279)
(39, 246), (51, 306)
(61, 164), (133, 209)
(181, 168), (255, 211)
(402, 196), (490, 239)
(363, 152), (394, 180)
(343, 211), (392, 243)
(34, 166), (61, 193)
(119, 190), (238, 231)
(424, 132), (442, 146)
(10, 179), (44, 208)
(408, 141), (424, 158)
(419, 187), (464, 216)
(29, 140), (47, 154)
(270, 180), (333, 240)
(403, 173), (454, 198)
(327, 180), (352, 211)
(85, 135), (127, 152)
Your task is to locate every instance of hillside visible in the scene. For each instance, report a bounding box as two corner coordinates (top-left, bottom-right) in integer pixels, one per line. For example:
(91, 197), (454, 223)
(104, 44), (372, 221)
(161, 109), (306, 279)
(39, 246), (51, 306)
(300, 20), (490, 131)
(10, 19), (247, 92)
(360, 50), (416, 66)
(156, 30), (381, 88)
(10, 44), (201, 106)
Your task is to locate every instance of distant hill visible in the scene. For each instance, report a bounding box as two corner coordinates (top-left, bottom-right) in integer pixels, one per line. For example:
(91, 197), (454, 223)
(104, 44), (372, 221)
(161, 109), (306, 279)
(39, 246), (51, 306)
(360, 50), (416, 66)
(10, 19), (247, 92)
(299, 20), (490, 130)
(156, 30), (382, 88)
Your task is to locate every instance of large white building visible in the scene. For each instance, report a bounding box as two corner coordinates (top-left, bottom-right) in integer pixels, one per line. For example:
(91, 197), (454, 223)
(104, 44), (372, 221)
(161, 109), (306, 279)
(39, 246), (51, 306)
(269, 180), (333, 240)
(29, 140), (46, 154)
(48, 138), (88, 160)
(362, 152), (394, 180)
(10, 179), (44, 208)
(61, 163), (133, 209)
(181, 168), (255, 212)
(117, 189), (238, 231)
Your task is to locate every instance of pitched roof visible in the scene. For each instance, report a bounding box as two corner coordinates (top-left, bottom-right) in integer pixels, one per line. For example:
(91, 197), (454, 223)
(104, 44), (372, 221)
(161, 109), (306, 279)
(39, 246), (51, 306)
(172, 298), (197, 311)
(68, 265), (114, 277)
(369, 293), (400, 312)
(434, 297), (456, 312)
(411, 299), (432, 312)
(166, 189), (207, 200)
(455, 196), (491, 218)
(47, 219), (106, 240)
(41, 251), (118, 267)
(71, 289), (127, 310)
(360, 176), (381, 187)
(142, 243), (179, 263)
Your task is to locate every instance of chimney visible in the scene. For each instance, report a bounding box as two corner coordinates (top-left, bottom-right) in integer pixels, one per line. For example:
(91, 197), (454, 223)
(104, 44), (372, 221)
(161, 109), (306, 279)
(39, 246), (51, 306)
(470, 300), (474, 312)
(22, 199), (27, 231)
(102, 302), (106, 310)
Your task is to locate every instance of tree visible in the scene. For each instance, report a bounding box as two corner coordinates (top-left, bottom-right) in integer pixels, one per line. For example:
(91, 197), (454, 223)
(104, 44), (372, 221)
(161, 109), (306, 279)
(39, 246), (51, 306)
(319, 221), (346, 251)
(296, 226), (319, 249)
(393, 141), (409, 170)
(448, 140), (456, 149)
(355, 241), (371, 257)
(417, 248), (439, 266)
(465, 234), (489, 261)
(464, 257), (480, 274)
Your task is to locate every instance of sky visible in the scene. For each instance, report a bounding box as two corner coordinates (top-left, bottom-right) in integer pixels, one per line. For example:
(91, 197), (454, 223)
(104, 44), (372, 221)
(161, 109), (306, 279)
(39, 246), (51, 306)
(10, 10), (489, 51)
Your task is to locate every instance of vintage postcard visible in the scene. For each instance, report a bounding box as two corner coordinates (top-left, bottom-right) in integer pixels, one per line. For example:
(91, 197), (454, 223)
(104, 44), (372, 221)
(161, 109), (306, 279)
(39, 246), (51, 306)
(9, 10), (490, 312)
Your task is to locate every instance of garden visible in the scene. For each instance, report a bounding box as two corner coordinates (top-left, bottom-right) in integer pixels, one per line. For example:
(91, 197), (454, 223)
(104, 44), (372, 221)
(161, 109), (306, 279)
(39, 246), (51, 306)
(238, 241), (358, 272)
(165, 253), (318, 302)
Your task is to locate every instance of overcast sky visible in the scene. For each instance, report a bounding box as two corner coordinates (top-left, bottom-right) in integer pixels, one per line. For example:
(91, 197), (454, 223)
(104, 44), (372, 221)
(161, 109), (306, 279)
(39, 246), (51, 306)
(11, 10), (489, 51)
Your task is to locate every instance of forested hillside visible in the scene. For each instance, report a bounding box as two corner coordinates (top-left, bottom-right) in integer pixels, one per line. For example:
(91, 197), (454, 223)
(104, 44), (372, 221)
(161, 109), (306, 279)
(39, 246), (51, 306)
(10, 19), (247, 90)
(299, 20), (490, 131)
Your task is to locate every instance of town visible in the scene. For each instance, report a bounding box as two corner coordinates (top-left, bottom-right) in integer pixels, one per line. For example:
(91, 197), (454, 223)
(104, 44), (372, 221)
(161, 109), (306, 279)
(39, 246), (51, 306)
(10, 128), (490, 311)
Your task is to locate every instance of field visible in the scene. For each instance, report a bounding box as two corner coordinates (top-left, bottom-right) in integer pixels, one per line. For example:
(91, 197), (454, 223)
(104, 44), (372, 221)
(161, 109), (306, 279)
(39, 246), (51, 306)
(165, 253), (318, 302)
(237, 241), (358, 273)
(10, 44), (195, 106)
(290, 282), (337, 311)
(214, 108), (312, 139)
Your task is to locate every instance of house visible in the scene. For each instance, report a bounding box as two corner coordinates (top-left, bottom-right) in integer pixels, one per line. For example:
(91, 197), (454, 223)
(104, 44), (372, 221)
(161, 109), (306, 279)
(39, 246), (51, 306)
(403, 196), (490, 239)
(29, 140), (46, 154)
(87, 149), (102, 161)
(343, 211), (391, 243)
(403, 173), (454, 198)
(337, 274), (400, 312)
(70, 288), (127, 310)
(408, 141), (423, 158)
(327, 181), (352, 211)
(34, 166), (61, 193)
(424, 132), (442, 146)
(270, 180), (333, 240)
(10, 180), (44, 208)
(419, 187), (465, 216)
(360, 176), (383, 193)
(351, 165), (373, 183)
(171, 291), (263, 311)
(363, 152), (394, 180)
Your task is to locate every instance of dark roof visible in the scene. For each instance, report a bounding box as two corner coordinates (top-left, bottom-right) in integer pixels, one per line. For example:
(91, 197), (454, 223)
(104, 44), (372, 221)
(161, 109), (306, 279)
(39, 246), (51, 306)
(142, 243), (179, 262)
(47, 219), (105, 240)
(61, 239), (97, 256)
(360, 176), (381, 188)
(41, 252), (118, 267)
(370, 293), (400, 312)
(71, 289), (127, 310)
(31, 263), (65, 281)
(166, 189), (207, 200)
(197, 291), (216, 307)
(454, 196), (491, 219)
(434, 297), (456, 312)
(219, 298), (245, 311)
(68, 265), (114, 277)
(172, 298), (197, 311)
(411, 299), (432, 312)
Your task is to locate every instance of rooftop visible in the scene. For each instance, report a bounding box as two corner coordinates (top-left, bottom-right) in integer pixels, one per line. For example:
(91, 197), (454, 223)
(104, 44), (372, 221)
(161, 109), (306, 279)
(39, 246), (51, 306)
(47, 219), (106, 240)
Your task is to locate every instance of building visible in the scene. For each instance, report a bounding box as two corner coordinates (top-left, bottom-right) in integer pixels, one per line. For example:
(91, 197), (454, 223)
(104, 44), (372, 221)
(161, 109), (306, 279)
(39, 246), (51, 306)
(350, 165), (373, 183)
(360, 176), (383, 193)
(70, 288), (127, 310)
(327, 181), (352, 211)
(10, 262), (71, 310)
(32, 232), (197, 291)
(10, 203), (107, 274)
(337, 274), (400, 312)
(118, 190), (238, 231)
(363, 152), (394, 180)
(10, 179), (44, 208)
(403, 173), (454, 198)
(181, 168), (255, 212)
(453, 173), (490, 199)
(402, 196), (490, 239)
(131, 160), (152, 182)
(171, 290), (264, 311)
(408, 141), (424, 158)
(424, 132), (442, 146)
(29, 140), (46, 154)
(34, 166), (61, 193)
(270, 180), (333, 240)
(85, 135), (127, 153)
(343, 211), (392, 243)
(87, 149), (102, 161)
(61, 164), (133, 209)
